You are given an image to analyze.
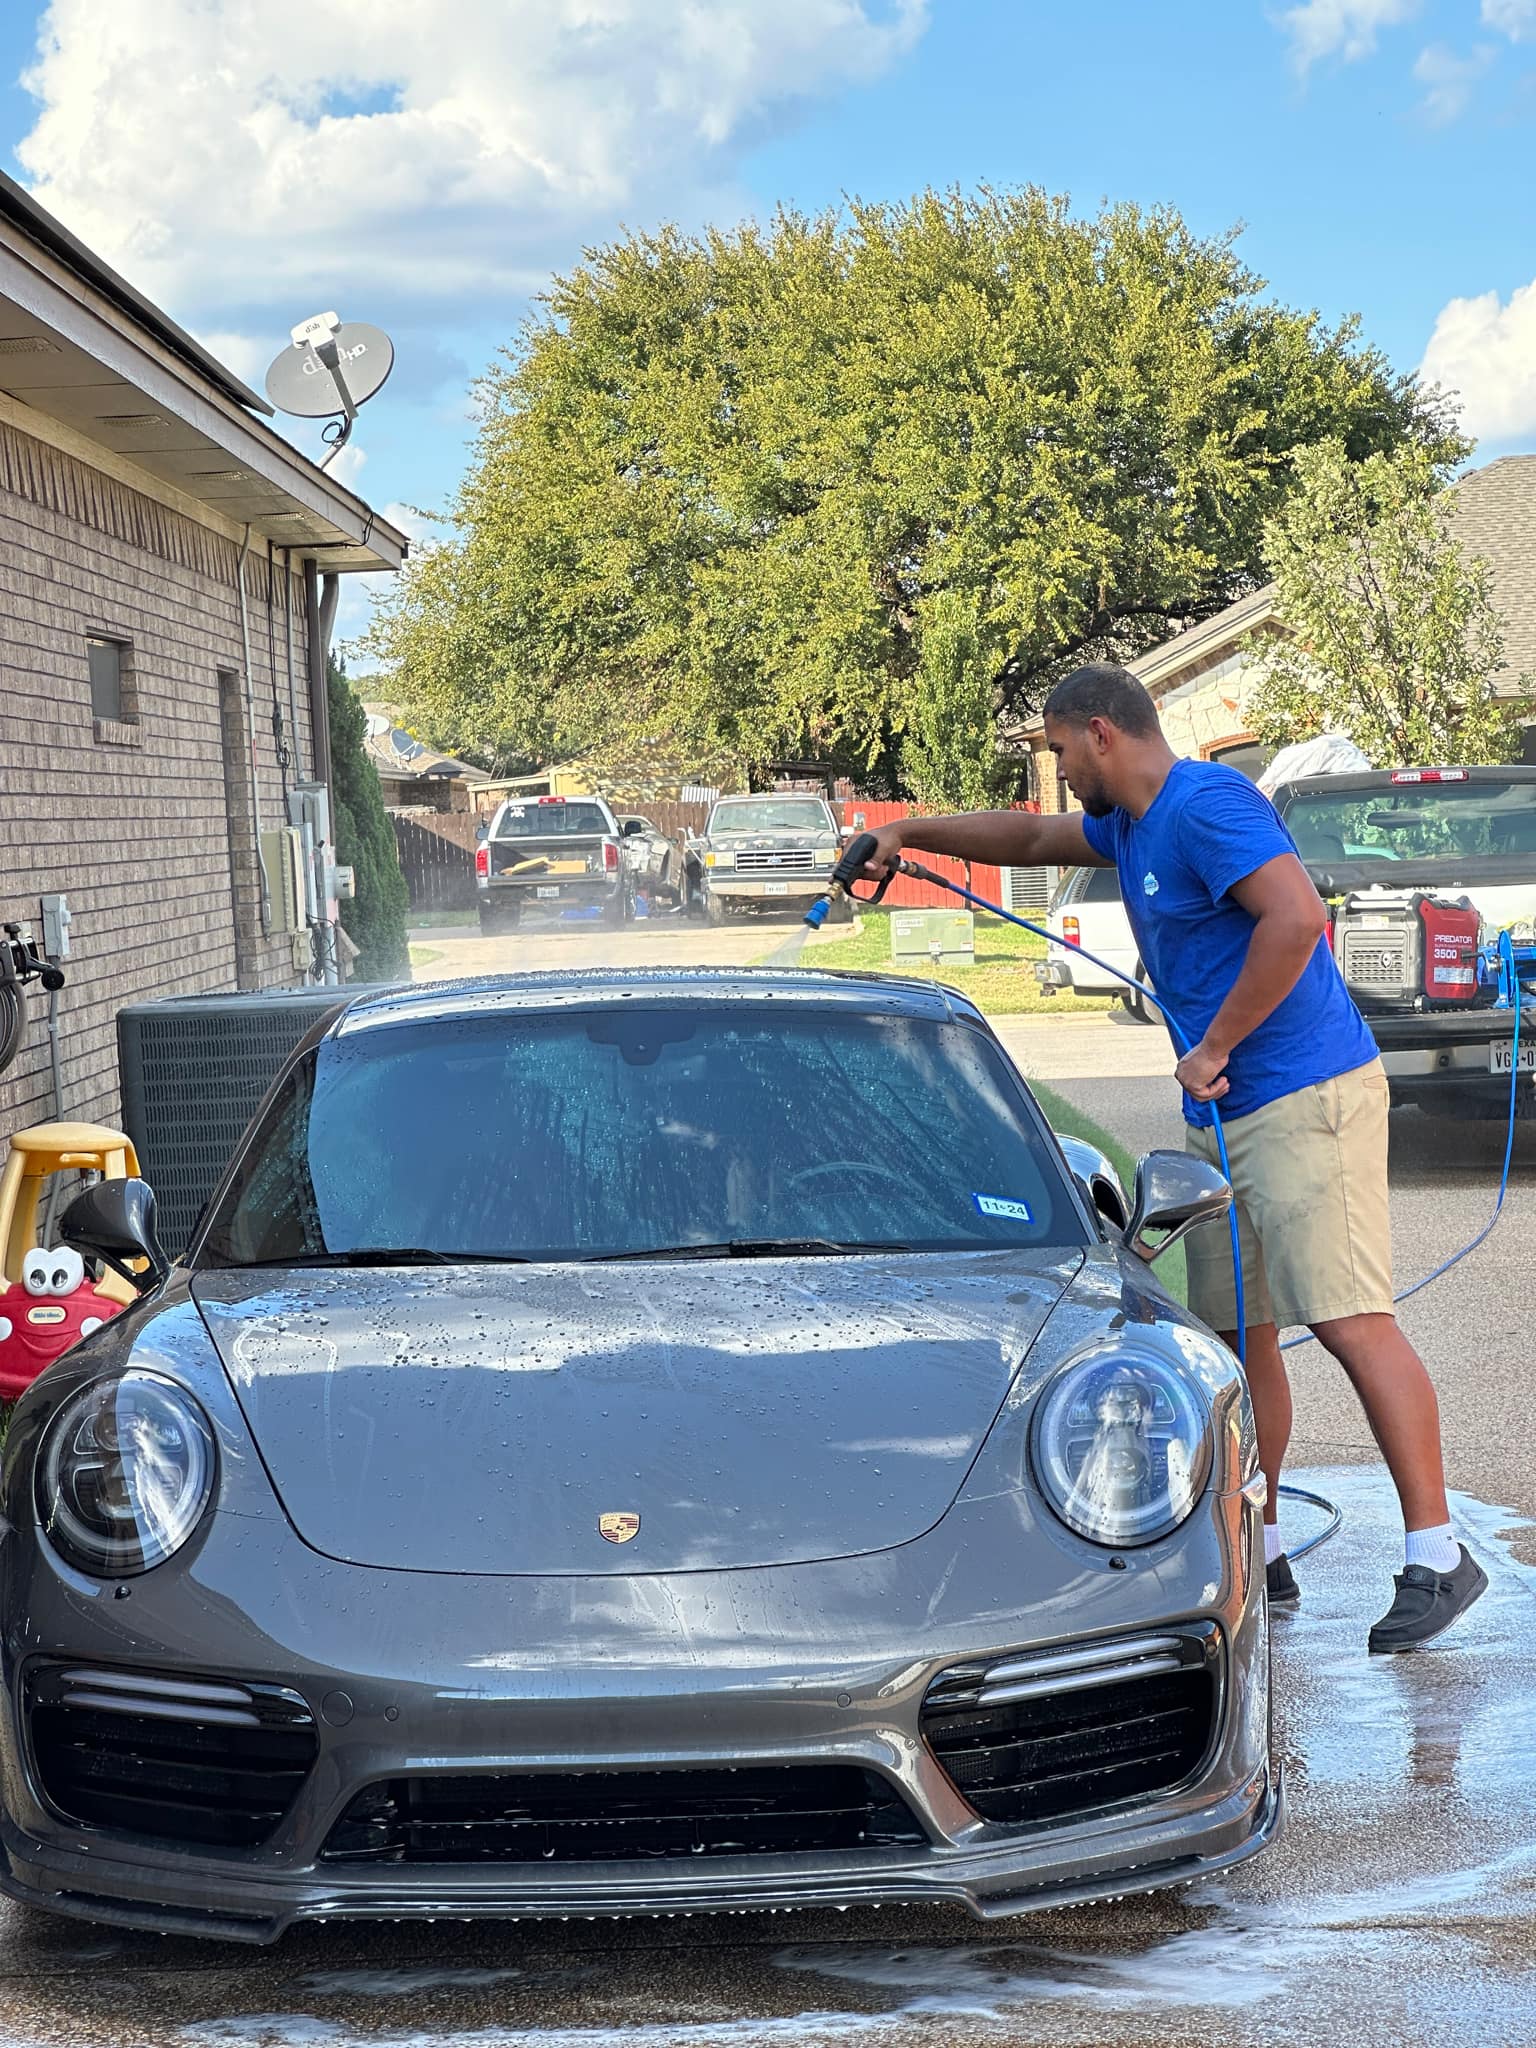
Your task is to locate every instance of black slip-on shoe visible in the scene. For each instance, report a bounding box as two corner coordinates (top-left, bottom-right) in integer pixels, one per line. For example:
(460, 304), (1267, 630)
(1266, 1553), (1300, 1609)
(1368, 1544), (1488, 1654)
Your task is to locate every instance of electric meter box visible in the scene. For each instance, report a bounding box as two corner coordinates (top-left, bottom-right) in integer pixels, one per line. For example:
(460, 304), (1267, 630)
(889, 909), (975, 965)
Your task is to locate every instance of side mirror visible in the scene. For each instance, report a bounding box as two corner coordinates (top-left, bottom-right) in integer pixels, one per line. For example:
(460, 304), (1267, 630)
(1125, 1151), (1231, 1263)
(1057, 1135), (1128, 1231)
(622, 819), (645, 837)
(60, 1178), (169, 1296)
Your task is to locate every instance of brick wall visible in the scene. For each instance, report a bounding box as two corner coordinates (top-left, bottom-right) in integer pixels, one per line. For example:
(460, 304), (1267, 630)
(0, 418), (315, 1139)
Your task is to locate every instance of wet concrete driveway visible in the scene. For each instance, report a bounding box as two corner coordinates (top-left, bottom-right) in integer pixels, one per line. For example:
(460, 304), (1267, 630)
(0, 1464), (1530, 2048)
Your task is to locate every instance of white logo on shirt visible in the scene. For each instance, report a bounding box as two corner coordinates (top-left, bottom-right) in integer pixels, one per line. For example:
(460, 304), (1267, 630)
(1143, 870), (1160, 898)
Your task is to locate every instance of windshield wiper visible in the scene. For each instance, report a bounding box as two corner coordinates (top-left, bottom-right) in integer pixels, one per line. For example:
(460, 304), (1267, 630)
(219, 1248), (533, 1270)
(591, 1237), (912, 1262)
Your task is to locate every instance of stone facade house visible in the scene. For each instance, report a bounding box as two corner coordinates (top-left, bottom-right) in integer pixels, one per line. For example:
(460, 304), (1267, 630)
(1027, 452), (1536, 807)
(0, 171), (405, 1140)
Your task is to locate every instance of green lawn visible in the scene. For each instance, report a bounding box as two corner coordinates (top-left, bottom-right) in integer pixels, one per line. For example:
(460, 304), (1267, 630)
(806, 907), (1116, 1019)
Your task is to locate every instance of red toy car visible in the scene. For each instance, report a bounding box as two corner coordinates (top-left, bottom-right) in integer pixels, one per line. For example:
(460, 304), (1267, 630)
(0, 1246), (122, 1401)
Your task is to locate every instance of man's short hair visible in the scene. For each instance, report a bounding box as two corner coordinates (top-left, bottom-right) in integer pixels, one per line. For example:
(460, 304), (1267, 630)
(1043, 663), (1161, 739)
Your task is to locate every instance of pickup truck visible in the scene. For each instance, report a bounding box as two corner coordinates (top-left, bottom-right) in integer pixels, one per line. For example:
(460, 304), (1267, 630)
(474, 795), (630, 933)
(1272, 764), (1536, 1118)
(686, 795), (844, 922)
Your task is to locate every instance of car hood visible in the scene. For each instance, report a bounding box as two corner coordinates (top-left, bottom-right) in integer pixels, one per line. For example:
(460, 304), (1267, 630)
(708, 828), (834, 845)
(191, 1250), (1080, 1576)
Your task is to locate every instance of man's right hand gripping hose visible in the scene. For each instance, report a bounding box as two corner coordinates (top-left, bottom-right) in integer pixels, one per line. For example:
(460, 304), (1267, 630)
(804, 831), (896, 928)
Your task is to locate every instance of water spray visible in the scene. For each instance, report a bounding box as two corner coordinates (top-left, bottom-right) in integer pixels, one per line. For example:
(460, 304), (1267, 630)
(805, 842), (1531, 1564)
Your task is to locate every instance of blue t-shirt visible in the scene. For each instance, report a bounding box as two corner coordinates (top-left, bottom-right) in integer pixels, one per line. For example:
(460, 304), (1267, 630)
(1080, 760), (1377, 1126)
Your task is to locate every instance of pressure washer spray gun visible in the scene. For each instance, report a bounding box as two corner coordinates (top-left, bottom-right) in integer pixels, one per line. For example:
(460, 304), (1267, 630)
(804, 832), (900, 930)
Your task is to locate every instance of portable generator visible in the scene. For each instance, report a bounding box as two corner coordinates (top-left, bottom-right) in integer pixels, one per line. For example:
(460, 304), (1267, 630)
(1330, 888), (1489, 1012)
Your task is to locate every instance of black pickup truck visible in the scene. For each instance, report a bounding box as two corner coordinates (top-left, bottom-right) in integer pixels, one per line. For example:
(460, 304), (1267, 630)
(1271, 764), (1536, 1118)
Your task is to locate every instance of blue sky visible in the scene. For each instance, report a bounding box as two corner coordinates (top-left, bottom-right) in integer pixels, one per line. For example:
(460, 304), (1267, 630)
(0, 1), (1532, 646)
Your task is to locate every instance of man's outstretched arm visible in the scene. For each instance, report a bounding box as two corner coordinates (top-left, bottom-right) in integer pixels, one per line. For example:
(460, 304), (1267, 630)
(858, 809), (1108, 881)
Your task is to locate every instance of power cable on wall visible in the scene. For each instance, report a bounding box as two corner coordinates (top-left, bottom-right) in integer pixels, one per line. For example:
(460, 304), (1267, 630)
(266, 538), (291, 797)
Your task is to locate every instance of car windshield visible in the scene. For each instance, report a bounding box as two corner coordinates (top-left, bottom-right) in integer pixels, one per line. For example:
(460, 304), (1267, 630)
(493, 800), (610, 838)
(198, 1007), (1080, 1266)
(710, 801), (831, 833)
(1284, 780), (1536, 862)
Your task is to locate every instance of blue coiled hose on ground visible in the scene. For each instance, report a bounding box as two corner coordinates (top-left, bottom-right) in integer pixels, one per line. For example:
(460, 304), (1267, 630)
(810, 858), (1528, 1562)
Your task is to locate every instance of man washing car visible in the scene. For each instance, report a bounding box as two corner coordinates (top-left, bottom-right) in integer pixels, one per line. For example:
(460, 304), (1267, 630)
(860, 661), (1485, 1651)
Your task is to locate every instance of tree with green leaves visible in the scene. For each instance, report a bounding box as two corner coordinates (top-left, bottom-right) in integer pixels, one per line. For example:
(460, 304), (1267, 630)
(327, 659), (411, 983)
(900, 590), (1011, 809)
(368, 187), (1460, 782)
(1246, 439), (1523, 767)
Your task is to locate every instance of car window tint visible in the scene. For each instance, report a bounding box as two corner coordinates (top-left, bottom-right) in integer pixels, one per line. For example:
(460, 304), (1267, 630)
(709, 802), (832, 832)
(1283, 780), (1536, 860)
(1080, 867), (1123, 902)
(494, 801), (610, 838)
(200, 1009), (1081, 1265)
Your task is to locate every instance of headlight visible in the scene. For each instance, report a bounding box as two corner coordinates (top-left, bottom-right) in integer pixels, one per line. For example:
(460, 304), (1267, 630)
(1030, 1340), (1212, 1547)
(704, 851), (732, 868)
(36, 1372), (216, 1577)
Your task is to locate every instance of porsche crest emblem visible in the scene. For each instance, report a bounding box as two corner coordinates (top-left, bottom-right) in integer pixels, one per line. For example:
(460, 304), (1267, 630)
(599, 1511), (641, 1544)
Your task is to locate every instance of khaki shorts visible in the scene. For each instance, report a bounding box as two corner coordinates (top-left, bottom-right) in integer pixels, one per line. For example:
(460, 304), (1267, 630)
(1183, 1059), (1394, 1333)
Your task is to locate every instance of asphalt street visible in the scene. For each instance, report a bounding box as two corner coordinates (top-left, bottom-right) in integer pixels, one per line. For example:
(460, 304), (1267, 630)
(0, 917), (1529, 2047)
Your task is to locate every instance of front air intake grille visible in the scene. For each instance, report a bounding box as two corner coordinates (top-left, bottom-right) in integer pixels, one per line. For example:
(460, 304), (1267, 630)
(321, 1764), (926, 1865)
(921, 1626), (1220, 1828)
(28, 1664), (318, 1849)
(734, 848), (815, 874)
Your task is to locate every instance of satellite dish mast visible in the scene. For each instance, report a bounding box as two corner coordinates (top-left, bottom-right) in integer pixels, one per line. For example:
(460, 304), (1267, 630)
(264, 311), (395, 469)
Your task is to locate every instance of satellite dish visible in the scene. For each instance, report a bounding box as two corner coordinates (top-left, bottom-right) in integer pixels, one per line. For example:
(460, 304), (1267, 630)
(264, 311), (395, 468)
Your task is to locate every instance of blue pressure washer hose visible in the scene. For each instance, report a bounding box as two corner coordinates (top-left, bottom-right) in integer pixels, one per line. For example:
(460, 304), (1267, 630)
(810, 846), (1528, 1560)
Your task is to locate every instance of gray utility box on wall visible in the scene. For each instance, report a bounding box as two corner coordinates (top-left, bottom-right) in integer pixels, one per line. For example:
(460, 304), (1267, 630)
(117, 989), (387, 1256)
(889, 908), (976, 966)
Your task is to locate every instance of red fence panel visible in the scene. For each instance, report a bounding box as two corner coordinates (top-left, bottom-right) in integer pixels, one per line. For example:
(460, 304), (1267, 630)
(832, 801), (1007, 911)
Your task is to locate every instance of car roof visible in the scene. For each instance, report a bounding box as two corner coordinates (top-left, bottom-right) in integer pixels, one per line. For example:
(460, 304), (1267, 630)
(334, 967), (982, 1038)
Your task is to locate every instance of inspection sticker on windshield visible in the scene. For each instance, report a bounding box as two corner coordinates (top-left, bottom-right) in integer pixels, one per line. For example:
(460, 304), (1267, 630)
(974, 1193), (1032, 1222)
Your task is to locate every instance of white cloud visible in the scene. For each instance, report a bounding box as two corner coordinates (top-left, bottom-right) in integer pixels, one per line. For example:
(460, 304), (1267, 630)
(1482, 0), (1536, 37)
(1413, 40), (1496, 123)
(1279, 0), (1418, 71)
(324, 442), (368, 488)
(16, 0), (928, 319)
(1420, 275), (1536, 444)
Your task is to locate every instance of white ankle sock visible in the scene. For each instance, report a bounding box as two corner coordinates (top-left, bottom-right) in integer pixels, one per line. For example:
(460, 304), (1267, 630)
(1405, 1523), (1460, 1573)
(1264, 1524), (1284, 1567)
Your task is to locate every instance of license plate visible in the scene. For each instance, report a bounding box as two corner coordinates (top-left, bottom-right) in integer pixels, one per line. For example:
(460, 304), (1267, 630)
(1490, 1040), (1536, 1074)
(765, 881), (790, 896)
(536, 885), (560, 899)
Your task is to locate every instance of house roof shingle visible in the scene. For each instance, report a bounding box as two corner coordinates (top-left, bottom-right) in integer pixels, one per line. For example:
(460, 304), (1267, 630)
(1444, 453), (1536, 687)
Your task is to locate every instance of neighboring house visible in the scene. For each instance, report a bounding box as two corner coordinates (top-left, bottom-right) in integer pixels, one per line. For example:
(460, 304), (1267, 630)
(1026, 452), (1536, 807)
(0, 170), (406, 1140)
(362, 704), (491, 811)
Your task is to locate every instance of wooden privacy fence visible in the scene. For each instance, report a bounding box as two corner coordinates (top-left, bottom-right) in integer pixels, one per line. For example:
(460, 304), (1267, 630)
(389, 808), (480, 912)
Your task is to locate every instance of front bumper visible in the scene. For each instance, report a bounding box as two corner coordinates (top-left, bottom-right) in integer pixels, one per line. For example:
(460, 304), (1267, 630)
(0, 1765), (1281, 1944)
(707, 872), (833, 902)
(0, 1412), (1271, 1942)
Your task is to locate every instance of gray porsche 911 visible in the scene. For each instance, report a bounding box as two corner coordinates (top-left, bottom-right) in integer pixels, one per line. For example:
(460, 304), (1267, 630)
(0, 969), (1278, 1942)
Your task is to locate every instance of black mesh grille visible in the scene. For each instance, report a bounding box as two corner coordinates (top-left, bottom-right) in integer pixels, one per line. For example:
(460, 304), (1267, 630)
(322, 1764), (926, 1864)
(28, 1664), (318, 1849)
(922, 1628), (1219, 1827)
